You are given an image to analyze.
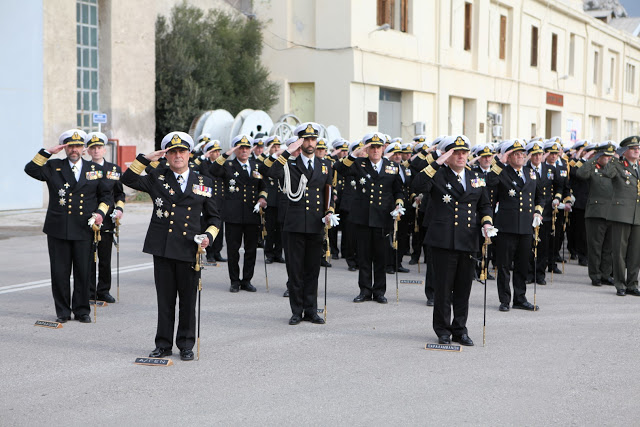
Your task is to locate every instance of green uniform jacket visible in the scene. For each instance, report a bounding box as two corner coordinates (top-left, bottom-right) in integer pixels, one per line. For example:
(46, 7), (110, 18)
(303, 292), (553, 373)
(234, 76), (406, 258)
(603, 157), (640, 225)
(575, 158), (614, 220)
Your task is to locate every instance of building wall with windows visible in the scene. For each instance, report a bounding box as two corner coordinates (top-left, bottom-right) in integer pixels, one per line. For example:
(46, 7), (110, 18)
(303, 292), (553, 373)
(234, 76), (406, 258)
(257, 0), (640, 145)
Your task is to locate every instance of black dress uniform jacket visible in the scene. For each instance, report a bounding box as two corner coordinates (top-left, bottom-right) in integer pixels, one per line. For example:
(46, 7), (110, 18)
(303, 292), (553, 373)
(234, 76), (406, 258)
(413, 162), (493, 252)
(99, 161), (126, 232)
(487, 161), (544, 234)
(210, 155), (267, 224)
(121, 154), (221, 263)
(25, 149), (112, 239)
(526, 161), (565, 221)
(333, 155), (404, 228)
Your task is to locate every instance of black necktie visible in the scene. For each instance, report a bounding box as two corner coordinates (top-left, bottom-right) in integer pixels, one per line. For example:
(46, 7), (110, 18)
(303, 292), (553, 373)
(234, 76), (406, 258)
(243, 164), (249, 176)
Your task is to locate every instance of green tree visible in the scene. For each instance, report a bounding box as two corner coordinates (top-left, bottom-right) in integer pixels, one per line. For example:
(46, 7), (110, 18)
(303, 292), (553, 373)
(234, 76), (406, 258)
(155, 2), (279, 145)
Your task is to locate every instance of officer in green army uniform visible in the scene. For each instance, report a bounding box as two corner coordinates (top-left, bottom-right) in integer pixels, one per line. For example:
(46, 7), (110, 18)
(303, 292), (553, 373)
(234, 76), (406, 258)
(575, 141), (615, 287)
(602, 136), (640, 296)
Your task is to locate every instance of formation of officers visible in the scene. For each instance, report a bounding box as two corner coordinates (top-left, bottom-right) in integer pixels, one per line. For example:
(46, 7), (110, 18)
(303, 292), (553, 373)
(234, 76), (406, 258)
(25, 123), (640, 357)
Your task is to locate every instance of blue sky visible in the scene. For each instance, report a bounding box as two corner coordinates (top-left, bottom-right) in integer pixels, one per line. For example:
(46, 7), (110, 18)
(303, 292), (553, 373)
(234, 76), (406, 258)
(620, 0), (640, 17)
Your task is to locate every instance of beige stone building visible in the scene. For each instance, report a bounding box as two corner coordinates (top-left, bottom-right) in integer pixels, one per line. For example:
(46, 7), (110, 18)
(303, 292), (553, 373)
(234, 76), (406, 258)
(3, 0), (640, 210)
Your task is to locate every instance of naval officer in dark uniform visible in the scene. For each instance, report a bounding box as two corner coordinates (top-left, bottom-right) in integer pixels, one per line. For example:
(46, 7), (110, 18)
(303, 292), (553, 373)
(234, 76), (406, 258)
(487, 139), (543, 311)
(121, 131), (221, 360)
(268, 123), (336, 324)
(86, 132), (126, 303)
(333, 132), (405, 304)
(412, 135), (494, 345)
(25, 129), (111, 323)
(602, 136), (640, 296)
(210, 134), (268, 293)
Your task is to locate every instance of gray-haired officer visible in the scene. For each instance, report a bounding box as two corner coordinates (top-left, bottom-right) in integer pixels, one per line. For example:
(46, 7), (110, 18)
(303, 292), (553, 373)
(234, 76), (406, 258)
(334, 132), (405, 303)
(121, 131), (221, 360)
(488, 139), (543, 311)
(575, 141), (615, 286)
(384, 142), (410, 274)
(210, 134), (268, 293)
(602, 136), (640, 296)
(412, 135), (494, 345)
(25, 129), (111, 323)
(86, 131), (125, 303)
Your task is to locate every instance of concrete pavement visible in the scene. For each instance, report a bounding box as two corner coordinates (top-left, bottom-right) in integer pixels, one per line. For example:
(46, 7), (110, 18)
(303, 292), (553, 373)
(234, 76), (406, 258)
(1, 203), (639, 426)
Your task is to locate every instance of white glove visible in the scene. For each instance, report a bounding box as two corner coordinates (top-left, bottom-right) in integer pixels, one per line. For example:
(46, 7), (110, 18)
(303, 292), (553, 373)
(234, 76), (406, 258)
(570, 195), (576, 204)
(558, 203), (566, 210)
(390, 205), (406, 218)
(88, 214), (101, 228)
(412, 194), (423, 208)
(532, 214), (542, 227)
(194, 234), (207, 244)
(482, 225), (499, 238)
(552, 199), (559, 208)
(322, 213), (340, 227)
(253, 202), (263, 214)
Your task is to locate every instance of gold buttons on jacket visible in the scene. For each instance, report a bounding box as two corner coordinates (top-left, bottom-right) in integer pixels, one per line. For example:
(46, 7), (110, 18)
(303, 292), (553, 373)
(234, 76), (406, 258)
(169, 229), (173, 232)
(170, 221), (173, 224)
(172, 204), (176, 207)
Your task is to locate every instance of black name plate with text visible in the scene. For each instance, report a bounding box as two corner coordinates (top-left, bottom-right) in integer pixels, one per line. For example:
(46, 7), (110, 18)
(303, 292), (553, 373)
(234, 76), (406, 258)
(34, 320), (63, 329)
(425, 343), (461, 352)
(400, 279), (424, 285)
(134, 357), (173, 366)
(89, 300), (108, 307)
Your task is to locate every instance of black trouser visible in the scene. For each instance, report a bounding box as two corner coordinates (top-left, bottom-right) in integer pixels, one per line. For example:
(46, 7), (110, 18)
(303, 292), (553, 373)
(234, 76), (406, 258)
(204, 220), (224, 260)
(329, 209), (341, 256)
(355, 224), (387, 297)
(225, 223), (259, 285)
(424, 245), (435, 300)
(570, 209), (587, 261)
(341, 212), (358, 268)
(553, 212), (567, 263)
(496, 232), (531, 305)
(585, 217), (613, 283)
(47, 235), (92, 318)
(286, 232), (322, 316)
(528, 221), (552, 281)
(431, 247), (474, 337)
(398, 211), (411, 256)
(152, 255), (197, 351)
(411, 211), (426, 262)
(264, 207), (283, 260)
(386, 223), (400, 270)
(90, 231), (113, 297)
(281, 229), (291, 289)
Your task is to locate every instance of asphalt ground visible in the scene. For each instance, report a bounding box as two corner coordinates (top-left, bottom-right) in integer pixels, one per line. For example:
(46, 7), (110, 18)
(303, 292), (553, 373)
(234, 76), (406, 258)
(1, 203), (639, 426)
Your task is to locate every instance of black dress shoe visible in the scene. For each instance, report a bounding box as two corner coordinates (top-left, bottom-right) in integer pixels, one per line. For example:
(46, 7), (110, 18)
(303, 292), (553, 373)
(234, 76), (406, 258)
(213, 253), (227, 262)
(264, 258), (273, 264)
(348, 266), (358, 272)
(321, 259), (332, 268)
(557, 255), (567, 262)
(438, 335), (451, 344)
(331, 253), (339, 260)
(549, 266), (562, 274)
(149, 347), (172, 358)
(353, 294), (371, 303)
(206, 255), (216, 263)
(536, 279), (546, 286)
(499, 303), (510, 312)
(486, 272), (495, 280)
(512, 301), (539, 311)
(240, 282), (257, 292)
(525, 276), (534, 284)
(302, 313), (325, 324)
(385, 267), (395, 274)
(289, 315), (302, 325)
(569, 254), (577, 260)
(55, 316), (71, 323)
(592, 280), (602, 287)
(408, 258), (418, 265)
(373, 295), (388, 304)
(426, 299), (434, 306)
(452, 334), (474, 346)
(180, 349), (194, 361)
(230, 283), (240, 293)
(627, 289), (640, 296)
(75, 314), (92, 323)
(273, 257), (286, 263)
(601, 277), (615, 286)
(397, 266), (410, 273)
(578, 258), (588, 266)
(617, 289), (626, 296)
(98, 293), (116, 304)
(283, 289), (289, 297)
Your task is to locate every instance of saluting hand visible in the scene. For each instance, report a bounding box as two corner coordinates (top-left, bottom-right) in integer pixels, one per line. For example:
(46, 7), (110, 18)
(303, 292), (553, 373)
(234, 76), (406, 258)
(225, 145), (240, 157)
(47, 144), (67, 155)
(583, 150), (596, 160)
(287, 138), (304, 154)
(435, 149), (453, 165)
(144, 149), (169, 162)
(353, 143), (371, 158)
(500, 149), (514, 164)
